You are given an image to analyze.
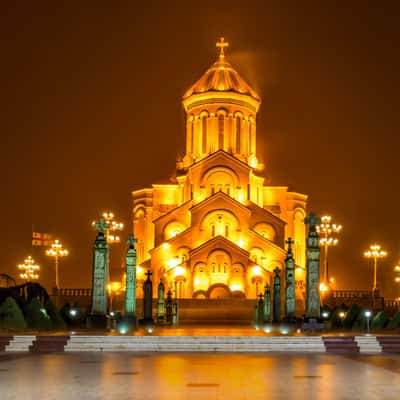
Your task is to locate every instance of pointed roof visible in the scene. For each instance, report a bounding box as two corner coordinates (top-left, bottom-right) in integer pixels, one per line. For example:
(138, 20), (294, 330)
(183, 38), (260, 101)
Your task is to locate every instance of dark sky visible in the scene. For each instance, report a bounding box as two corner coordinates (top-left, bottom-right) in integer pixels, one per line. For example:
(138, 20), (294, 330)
(1, 2), (399, 298)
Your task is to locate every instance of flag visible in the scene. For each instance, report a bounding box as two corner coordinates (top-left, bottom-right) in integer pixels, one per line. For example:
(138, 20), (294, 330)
(32, 232), (52, 247)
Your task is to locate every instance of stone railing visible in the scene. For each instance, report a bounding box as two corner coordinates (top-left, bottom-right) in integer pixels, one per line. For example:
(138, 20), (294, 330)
(332, 290), (374, 299)
(55, 288), (92, 297)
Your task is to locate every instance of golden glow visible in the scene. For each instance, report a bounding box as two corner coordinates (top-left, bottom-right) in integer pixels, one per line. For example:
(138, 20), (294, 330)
(339, 311), (346, 319)
(162, 242), (170, 250)
(174, 266), (185, 277)
(107, 281), (122, 293)
(18, 256), (40, 281)
(237, 239), (244, 248)
(319, 282), (329, 293)
(194, 279), (201, 286)
(252, 265), (262, 276)
(229, 283), (243, 292)
(395, 265), (400, 272)
(167, 258), (180, 268)
(136, 265), (144, 275)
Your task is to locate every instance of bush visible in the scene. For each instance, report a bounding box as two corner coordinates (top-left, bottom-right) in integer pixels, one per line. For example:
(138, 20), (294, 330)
(330, 305), (348, 328)
(352, 309), (368, 331)
(343, 304), (361, 329)
(45, 299), (66, 330)
(371, 311), (390, 330)
(387, 312), (400, 329)
(24, 298), (52, 330)
(0, 297), (27, 329)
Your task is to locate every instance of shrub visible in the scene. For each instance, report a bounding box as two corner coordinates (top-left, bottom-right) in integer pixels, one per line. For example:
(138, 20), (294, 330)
(343, 304), (361, 329)
(387, 312), (400, 329)
(0, 297), (27, 329)
(45, 299), (66, 330)
(24, 298), (52, 330)
(371, 311), (390, 330)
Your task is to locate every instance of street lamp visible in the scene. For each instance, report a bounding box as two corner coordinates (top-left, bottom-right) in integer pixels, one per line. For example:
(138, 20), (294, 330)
(364, 244), (387, 291)
(395, 265), (400, 284)
(93, 212), (124, 243)
(316, 215), (342, 284)
(46, 239), (68, 290)
(365, 310), (372, 334)
(18, 256), (40, 282)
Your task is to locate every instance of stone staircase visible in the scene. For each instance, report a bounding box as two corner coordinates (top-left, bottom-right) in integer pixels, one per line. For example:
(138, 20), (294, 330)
(5, 335), (35, 352)
(322, 337), (359, 354)
(30, 336), (70, 353)
(354, 336), (382, 353)
(376, 336), (400, 353)
(65, 335), (325, 352)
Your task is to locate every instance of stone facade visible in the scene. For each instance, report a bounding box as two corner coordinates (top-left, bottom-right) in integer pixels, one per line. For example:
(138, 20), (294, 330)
(132, 41), (308, 314)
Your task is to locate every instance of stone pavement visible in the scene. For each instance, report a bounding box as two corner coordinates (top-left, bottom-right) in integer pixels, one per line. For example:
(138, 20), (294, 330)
(0, 352), (400, 400)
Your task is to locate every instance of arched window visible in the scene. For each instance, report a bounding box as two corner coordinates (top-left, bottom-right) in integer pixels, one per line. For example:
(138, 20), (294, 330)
(225, 224), (229, 237)
(211, 224), (216, 237)
(218, 114), (224, 149)
(236, 116), (241, 153)
(202, 116), (207, 153)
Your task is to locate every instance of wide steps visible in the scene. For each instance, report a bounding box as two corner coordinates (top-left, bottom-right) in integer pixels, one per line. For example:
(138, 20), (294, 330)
(65, 336), (325, 352)
(377, 336), (400, 353)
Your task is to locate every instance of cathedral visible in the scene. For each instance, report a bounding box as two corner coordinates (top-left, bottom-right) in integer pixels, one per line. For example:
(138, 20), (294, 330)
(132, 39), (307, 311)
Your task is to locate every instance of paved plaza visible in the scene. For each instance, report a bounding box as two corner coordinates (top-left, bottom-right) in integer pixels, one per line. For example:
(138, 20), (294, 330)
(1, 352), (399, 400)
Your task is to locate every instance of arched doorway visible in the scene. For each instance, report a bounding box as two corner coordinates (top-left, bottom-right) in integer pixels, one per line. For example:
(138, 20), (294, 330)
(208, 284), (231, 299)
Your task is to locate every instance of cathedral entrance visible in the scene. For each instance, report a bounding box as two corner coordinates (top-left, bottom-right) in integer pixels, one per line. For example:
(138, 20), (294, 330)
(208, 284), (231, 299)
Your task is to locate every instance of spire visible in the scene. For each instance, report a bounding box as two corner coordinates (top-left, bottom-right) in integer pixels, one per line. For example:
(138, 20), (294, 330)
(216, 37), (229, 60)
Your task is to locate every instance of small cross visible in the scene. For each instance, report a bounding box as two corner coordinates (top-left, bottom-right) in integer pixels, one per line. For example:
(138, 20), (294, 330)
(258, 293), (264, 301)
(286, 237), (294, 252)
(264, 284), (270, 292)
(127, 234), (138, 247)
(216, 37), (229, 57)
(93, 216), (110, 234)
(145, 270), (152, 280)
(305, 212), (321, 231)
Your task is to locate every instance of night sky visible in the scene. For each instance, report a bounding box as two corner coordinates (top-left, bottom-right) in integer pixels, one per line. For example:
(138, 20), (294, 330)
(1, 3), (399, 298)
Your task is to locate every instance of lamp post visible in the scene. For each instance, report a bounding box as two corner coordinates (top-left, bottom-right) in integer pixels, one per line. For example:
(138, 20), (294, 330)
(18, 256), (40, 282)
(316, 215), (342, 285)
(46, 239), (68, 290)
(365, 310), (372, 334)
(364, 244), (387, 292)
(395, 265), (400, 284)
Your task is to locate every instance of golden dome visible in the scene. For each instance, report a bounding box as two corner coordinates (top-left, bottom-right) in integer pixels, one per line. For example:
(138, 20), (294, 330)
(183, 38), (260, 101)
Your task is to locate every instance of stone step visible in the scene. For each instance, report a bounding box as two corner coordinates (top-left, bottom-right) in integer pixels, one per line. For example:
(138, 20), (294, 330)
(354, 336), (382, 353)
(5, 336), (35, 352)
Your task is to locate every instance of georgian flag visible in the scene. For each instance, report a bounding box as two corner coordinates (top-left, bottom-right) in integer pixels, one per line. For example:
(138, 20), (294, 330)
(32, 232), (52, 247)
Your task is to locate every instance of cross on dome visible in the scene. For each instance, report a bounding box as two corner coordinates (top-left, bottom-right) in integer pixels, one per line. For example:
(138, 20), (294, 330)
(216, 37), (229, 58)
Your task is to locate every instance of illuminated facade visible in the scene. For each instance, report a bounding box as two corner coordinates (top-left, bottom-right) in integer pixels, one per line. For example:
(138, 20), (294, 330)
(132, 39), (307, 308)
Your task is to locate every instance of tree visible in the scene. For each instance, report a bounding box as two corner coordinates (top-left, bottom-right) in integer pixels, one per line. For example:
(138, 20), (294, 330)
(24, 298), (52, 330)
(0, 297), (27, 329)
